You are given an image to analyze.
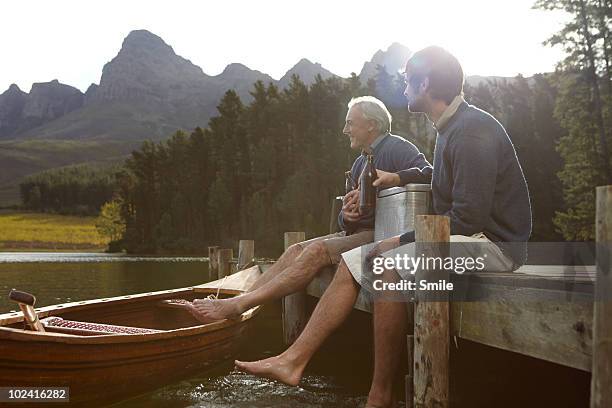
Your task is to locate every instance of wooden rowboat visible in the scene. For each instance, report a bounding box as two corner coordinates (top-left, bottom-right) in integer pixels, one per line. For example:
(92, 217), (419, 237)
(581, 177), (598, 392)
(0, 266), (262, 406)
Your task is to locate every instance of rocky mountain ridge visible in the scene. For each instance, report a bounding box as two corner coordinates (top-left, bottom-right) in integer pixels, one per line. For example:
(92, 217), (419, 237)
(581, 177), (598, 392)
(0, 30), (510, 142)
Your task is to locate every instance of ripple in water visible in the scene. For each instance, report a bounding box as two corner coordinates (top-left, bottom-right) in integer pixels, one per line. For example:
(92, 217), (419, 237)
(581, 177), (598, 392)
(119, 370), (368, 408)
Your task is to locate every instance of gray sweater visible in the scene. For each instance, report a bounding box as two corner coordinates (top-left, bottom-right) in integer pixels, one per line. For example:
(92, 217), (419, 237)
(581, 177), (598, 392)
(339, 133), (432, 233)
(399, 102), (532, 265)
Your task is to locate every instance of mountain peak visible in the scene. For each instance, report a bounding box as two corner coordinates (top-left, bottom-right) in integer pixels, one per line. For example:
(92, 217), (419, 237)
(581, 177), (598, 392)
(359, 42), (412, 82)
(280, 58), (334, 87)
(92, 30), (207, 104)
(8, 83), (22, 93)
(122, 30), (170, 52)
(221, 63), (252, 75)
(296, 57), (314, 65)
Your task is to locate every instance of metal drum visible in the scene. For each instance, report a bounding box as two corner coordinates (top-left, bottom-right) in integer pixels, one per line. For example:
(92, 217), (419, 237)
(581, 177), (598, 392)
(374, 184), (433, 240)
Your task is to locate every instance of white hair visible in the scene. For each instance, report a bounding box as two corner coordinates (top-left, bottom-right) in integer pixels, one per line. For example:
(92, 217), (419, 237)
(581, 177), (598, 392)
(347, 96), (392, 134)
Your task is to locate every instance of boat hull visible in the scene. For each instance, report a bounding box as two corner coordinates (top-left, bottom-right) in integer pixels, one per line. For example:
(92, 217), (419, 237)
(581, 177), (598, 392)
(0, 287), (259, 406)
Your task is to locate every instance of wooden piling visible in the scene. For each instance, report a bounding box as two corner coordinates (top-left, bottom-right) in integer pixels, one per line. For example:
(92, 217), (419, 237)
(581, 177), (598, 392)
(217, 248), (233, 279)
(208, 246), (219, 280)
(413, 215), (450, 408)
(591, 186), (612, 407)
(405, 334), (415, 408)
(282, 231), (307, 345)
(238, 240), (255, 270)
(329, 197), (342, 234)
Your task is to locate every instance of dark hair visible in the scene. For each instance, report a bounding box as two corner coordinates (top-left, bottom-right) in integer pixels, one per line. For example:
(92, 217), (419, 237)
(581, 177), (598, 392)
(405, 46), (464, 104)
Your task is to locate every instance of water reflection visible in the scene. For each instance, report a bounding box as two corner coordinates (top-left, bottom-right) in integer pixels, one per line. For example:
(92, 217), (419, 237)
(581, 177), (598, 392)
(0, 253), (208, 313)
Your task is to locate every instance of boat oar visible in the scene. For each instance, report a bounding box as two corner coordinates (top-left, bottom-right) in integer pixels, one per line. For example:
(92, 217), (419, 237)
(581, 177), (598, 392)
(8, 289), (45, 332)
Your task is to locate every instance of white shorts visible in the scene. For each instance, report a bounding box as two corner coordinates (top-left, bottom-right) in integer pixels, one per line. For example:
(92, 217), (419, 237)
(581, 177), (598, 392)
(341, 233), (516, 289)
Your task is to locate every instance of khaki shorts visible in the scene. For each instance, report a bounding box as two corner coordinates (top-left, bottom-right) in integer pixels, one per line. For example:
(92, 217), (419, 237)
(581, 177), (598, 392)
(342, 233), (516, 288)
(296, 229), (374, 265)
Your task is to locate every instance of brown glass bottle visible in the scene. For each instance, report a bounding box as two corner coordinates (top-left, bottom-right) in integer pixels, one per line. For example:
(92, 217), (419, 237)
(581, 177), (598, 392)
(345, 171), (355, 194)
(359, 154), (378, 216)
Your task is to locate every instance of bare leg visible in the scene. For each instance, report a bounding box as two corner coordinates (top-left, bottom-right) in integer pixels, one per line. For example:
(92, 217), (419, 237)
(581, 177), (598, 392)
(366, 269), (407, 408)
(248, 243), (303, 291)
(234, 260), (359, 385)
(193, 242), (332, 320)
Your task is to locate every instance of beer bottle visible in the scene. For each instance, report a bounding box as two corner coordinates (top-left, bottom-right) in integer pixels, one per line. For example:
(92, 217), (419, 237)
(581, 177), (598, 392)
(345, 171), (355, 194)
(359, 154), (378, 216)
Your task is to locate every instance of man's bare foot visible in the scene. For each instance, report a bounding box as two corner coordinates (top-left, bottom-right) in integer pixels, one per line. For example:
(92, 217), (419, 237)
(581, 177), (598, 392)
(180, 302), (220, 324)
(191, 297), (244, 320)
(234, 355), (304, 386)
(364, 390), (396, 408)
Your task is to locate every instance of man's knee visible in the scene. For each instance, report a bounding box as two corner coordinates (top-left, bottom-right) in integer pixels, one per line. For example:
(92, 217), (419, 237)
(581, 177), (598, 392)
(285, 243), (304, 258)
(301, 241), (331, 264)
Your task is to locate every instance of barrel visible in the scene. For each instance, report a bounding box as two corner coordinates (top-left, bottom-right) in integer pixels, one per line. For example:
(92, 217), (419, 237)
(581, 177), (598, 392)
(374, 184), (433, 240)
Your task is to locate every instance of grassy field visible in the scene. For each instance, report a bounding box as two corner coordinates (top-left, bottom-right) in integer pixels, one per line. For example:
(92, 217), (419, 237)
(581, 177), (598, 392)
(0, 211), (107, 251)
(0, 138), (137, 206)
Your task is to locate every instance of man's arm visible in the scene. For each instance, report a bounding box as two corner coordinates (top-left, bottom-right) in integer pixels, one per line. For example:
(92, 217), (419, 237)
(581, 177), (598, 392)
(444, 131), (497, 236)
(373, 143), (433, 189)
(338, 161), (363, 232)
(338, 190), (360, 231)
(399, 131), (498, 244)
(392, 142), (433, 186)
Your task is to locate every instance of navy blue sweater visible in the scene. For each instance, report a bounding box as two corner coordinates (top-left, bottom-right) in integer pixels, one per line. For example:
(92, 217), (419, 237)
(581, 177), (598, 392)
(400, 102), (532, 265)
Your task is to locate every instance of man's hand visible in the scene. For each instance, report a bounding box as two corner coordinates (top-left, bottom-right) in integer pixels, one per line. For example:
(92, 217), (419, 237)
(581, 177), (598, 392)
(342, 189), (360, 223)
(366, 235), (401, 263)
(373, 169), (401, 189)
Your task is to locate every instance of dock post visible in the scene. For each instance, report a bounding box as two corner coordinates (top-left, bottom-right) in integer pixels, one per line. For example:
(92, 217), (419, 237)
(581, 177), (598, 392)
(282, 231), (307, 345)
(238, 240), (255, 270)
(591, 186), (612, 407)
(405, 334), (415, 408)
(208, 246), (219, 280)
(329, 197), (342, 234)
(413, 215), (450, 408)
(217, 248), (233, 279)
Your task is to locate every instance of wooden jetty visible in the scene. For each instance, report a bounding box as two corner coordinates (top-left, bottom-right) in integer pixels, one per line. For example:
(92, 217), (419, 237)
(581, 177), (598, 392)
(280, 185), (611, 407)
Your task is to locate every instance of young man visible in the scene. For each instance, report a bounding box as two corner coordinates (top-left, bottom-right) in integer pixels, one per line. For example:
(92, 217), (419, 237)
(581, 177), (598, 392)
(189, 96), (432, 322)
(235, 47), (532, 408)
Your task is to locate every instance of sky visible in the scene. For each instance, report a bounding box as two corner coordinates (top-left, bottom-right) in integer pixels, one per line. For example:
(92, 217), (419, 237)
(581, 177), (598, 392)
(1, 0), (570, 93)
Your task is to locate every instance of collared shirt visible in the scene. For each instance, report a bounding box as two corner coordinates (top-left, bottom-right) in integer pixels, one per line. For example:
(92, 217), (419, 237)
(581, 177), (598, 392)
(369, 132), (389, 151)
(434, 94), (465, 131)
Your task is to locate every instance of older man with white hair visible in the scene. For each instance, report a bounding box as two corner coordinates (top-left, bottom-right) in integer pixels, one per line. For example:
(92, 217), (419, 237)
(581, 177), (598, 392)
(190, 96), (432, 322)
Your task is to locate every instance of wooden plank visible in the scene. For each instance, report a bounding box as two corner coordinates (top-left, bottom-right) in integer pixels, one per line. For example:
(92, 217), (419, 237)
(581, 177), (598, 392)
(305, 265), (595, 371)
(238, 240), (255, 270)
(208, 246), (219, 280)
(515, 264), (596, 280)
(195, 265), (263, 293)
(282, 232), (307, 345)
(414, 215), (450, 408)
(451, 290), (593, 372)
(591, 185), (612, 407)
(217, 249), (233, 279)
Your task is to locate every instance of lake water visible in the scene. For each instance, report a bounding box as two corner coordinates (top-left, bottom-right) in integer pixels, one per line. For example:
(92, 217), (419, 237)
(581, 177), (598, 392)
(0, 252), (371, 408)
(0, 253), (592, 407)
